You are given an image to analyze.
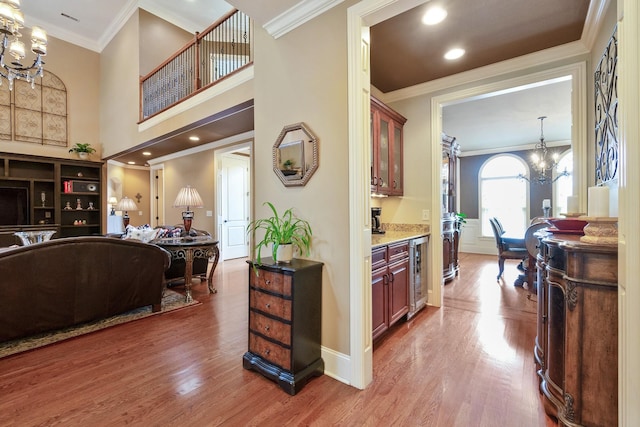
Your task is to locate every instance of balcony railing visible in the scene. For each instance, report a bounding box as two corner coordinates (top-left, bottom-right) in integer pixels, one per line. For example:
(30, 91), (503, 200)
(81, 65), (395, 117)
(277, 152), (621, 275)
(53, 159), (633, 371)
(140, 9), (253, 121)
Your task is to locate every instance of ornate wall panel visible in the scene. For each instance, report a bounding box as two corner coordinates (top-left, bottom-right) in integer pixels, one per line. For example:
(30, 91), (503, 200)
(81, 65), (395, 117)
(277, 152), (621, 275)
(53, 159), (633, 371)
(2, 71), (67, 146)
(594, 27), (618, 184)
(0, 84), (10, 141)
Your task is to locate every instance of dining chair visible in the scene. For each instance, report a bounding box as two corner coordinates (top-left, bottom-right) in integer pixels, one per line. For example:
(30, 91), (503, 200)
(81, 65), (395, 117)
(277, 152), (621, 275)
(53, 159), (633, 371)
(489, 217), (527, 281)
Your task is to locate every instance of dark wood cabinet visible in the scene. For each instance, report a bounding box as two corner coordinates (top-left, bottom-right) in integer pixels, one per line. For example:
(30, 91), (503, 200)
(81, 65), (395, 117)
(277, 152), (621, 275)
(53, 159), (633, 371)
(372, 241), (409, 341)
(442, 135), (461, 282)
(243, 258), (324, 395)
(371, 96), (406, 196)
(442, 215), (461, 282)
(535, 234), (617, 427)
(59, 162), (102, 237)
(0, 152), (103, 242)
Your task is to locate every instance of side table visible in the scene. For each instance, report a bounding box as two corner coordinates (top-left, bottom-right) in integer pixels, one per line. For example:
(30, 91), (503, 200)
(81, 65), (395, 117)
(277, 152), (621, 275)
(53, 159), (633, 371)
(152, 236), (220, 302)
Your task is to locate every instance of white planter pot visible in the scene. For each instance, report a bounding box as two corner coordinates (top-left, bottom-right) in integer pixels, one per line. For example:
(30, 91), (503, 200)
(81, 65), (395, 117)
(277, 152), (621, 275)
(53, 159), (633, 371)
(78, 152), (89, 160)
(275, 244), (293, 263)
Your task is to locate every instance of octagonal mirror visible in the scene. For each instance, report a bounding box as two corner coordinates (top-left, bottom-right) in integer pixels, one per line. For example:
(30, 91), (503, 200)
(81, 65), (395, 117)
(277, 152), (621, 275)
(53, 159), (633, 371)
(273, 122), (318, 187)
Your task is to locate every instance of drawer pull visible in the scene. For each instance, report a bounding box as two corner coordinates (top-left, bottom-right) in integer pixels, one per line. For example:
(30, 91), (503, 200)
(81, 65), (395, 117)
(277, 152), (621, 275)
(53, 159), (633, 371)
(265, 349), (270, 355)
(265, 303), (271, 309)
(265, 279), (271, 285)
(264, 325), (270, 331)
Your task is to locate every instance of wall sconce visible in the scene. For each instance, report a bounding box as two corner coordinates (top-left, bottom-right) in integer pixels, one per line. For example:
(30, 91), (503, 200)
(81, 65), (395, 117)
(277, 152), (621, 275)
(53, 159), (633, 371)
(108, 196), (118, 215)
(173, 185), (203, 234)
(115, 196), (136, 228)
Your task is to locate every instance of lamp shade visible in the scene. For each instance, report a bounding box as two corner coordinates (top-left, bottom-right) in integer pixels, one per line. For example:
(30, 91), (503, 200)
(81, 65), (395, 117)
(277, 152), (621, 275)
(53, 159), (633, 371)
(108, 196), (118, 205)
(116, 196), (136, 212)
(173, 185), (204, 209)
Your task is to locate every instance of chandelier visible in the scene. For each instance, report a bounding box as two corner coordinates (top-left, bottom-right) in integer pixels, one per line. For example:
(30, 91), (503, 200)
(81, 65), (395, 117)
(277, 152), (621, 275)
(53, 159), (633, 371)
(518, 116), (569, 185)
(0, 0), (47, 90)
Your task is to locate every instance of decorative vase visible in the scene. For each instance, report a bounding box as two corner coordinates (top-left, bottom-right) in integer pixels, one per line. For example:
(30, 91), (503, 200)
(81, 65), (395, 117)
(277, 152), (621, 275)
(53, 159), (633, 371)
(275, 244), (293, 263)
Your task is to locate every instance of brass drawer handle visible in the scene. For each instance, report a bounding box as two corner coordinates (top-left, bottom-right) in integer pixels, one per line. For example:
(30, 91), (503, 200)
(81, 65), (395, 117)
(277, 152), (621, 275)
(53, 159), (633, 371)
(265, 325), (270, 331)
(265, 349), (270, 355)
(265, 279), (271, 285)
(265, 303), (271, 309)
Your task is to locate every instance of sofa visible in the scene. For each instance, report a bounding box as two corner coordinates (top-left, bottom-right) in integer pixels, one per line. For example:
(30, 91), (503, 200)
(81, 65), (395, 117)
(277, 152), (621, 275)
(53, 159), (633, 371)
(0, 236), (171, 343)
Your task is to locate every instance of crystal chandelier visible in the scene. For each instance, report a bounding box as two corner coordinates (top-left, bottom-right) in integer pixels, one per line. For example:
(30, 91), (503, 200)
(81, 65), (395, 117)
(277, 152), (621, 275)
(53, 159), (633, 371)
(0, 0), (47, 90)
(518, 116), (569, 185)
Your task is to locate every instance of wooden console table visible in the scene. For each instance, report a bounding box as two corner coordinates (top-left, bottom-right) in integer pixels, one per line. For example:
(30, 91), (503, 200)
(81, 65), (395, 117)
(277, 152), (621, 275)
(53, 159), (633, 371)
(535, 232), (617, 426)
(152, 236), (219, 302)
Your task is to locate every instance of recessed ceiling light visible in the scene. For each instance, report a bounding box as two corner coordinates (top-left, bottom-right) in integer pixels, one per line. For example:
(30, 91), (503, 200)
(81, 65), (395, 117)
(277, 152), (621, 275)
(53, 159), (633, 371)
(142, 151), (151, 156)
(422, 6), (447, 25)
(444, 48), (465, 60)
(189, 136), (200, 142)
(127, 161), (135, 165)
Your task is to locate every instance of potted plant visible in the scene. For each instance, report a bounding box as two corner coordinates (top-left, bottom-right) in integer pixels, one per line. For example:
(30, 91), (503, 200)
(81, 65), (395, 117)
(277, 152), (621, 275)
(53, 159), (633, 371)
(68, 143), (96, 160)
(246, 201), (312, 265)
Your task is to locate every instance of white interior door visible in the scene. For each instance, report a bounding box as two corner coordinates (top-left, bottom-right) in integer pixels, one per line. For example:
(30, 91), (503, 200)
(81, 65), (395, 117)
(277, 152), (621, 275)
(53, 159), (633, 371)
(220, 153), (249, 260)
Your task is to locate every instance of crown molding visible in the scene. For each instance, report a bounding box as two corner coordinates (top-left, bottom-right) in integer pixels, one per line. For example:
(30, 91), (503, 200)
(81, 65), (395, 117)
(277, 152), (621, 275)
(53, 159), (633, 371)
(581, 0), (612, 50)
(98, 0), (140, 52)
(458, 141), (572, 157)
(264, 0), (344, 39)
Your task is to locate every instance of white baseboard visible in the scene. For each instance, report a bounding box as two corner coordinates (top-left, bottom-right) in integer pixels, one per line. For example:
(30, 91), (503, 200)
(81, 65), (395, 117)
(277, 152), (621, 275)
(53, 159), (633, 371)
(321, 346), (351, 385)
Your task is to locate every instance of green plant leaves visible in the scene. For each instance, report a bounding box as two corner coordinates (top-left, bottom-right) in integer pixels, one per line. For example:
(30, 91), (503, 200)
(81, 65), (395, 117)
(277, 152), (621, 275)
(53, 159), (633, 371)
(246, 201), (312, 265)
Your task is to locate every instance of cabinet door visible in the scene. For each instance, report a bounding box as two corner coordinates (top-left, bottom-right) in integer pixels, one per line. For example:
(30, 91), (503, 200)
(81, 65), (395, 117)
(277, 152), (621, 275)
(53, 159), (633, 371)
(377, 113), (391, 193)
(389, 123), (403, 195)
(388, 258), (409, 325)
(372, 267), (389, 340)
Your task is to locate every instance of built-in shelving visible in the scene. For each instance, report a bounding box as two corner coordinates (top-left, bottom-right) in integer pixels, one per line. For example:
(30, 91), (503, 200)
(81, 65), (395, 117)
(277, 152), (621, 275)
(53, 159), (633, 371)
(0, 152), (103, 241)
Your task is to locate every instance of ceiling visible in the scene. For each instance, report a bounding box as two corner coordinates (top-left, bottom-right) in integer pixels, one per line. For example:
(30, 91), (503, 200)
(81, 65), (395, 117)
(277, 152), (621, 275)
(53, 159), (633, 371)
(20, 0), (596, 163)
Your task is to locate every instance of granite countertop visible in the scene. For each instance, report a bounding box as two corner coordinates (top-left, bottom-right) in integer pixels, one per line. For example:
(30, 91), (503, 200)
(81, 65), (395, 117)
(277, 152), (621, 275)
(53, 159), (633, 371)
(371, 228), (430, 249)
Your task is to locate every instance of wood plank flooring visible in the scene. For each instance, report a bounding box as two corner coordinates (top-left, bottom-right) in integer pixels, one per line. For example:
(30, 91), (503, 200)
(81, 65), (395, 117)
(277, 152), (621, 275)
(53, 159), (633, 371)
(0, 253), (556, 426)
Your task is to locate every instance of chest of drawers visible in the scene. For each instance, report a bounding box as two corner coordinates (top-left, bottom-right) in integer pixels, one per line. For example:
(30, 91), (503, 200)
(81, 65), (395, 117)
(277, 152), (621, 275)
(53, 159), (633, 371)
(242, 258), (324, 395)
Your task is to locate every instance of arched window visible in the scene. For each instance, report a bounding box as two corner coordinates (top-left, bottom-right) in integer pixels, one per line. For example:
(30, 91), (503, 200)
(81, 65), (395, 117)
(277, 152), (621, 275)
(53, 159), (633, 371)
(553, 149), (573, 217)
(480, 155), (529, 237)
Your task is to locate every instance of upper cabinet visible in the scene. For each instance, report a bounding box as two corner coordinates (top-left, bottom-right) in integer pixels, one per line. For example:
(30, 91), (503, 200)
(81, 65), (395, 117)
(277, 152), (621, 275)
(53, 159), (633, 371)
(371, 97), (407, 196)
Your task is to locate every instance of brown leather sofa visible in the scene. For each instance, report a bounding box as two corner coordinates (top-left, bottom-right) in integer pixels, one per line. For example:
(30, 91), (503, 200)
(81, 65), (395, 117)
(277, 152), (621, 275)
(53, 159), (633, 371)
(0, 236), (171, 343)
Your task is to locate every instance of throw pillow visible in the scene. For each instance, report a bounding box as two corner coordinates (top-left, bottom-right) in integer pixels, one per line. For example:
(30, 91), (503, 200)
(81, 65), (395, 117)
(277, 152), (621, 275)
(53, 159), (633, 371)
(123, 224), (160, 243)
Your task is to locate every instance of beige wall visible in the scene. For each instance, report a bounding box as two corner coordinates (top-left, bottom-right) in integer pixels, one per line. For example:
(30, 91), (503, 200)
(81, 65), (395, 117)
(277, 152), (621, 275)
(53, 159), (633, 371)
(121, 168), (151, 226)
(0, 33), (100, 160)
(139, 10), (194, 77)
(100, 11), (141, 158)
(163, 150), (216, 233)
(253, 2), (353, 354)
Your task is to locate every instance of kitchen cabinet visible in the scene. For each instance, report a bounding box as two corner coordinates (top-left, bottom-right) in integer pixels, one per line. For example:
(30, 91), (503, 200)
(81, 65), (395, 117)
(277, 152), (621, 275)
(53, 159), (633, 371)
(535, 234), (617, 427)
(441, 134), (461, 282)
(371, 96), (406, 196)
(243, 258), (324, 395)
(372, 241), (409, 341)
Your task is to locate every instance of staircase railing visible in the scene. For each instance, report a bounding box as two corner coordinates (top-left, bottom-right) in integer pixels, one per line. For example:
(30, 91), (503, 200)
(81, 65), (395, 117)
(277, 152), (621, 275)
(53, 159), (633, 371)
(139, 9), (253, 121)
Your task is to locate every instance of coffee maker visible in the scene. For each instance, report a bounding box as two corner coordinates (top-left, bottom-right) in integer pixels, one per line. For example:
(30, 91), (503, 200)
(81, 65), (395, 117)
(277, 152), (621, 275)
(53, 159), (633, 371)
(371, 207), (385, 234)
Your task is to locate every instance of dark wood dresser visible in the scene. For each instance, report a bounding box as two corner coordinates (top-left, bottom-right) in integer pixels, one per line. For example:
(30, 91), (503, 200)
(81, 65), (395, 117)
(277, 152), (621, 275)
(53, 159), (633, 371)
(535, 233), (617, 426)
(243, 258), (324, 395)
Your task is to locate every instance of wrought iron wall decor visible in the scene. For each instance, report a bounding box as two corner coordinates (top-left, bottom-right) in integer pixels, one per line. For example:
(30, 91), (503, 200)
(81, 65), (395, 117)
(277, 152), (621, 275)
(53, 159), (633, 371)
(0, 70), (68, 146)
(594, 26), (618, 184)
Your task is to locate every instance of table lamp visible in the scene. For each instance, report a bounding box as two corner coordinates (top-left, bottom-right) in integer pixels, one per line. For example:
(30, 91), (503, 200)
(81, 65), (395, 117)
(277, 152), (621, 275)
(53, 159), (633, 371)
(108, 197), (118, 215)
(116, 196), (137, 228)
(173, 185), (203, 234)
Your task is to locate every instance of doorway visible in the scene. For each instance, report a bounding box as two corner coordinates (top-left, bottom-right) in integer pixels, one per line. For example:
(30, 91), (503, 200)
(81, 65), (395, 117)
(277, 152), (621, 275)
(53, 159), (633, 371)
(215, 143), (251, 261)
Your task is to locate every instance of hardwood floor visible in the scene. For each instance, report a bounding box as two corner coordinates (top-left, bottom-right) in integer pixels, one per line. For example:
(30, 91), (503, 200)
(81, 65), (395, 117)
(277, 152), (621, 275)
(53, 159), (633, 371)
(0, 253), (556, 426)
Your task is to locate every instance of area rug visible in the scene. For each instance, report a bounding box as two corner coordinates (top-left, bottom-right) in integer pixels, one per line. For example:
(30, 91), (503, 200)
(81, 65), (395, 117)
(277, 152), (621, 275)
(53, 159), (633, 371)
(0, 289), (200, 359)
